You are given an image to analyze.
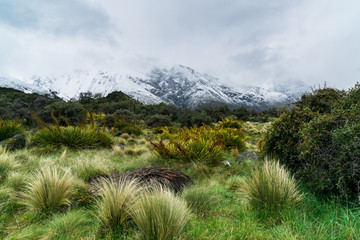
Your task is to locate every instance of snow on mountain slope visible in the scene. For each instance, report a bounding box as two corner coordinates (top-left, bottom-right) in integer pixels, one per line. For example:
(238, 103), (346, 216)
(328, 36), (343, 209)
(0, 65), (310, 109)
(30, 70), (163, 104)
(0, 75), (47, 94)
(137, 65), (299, 109)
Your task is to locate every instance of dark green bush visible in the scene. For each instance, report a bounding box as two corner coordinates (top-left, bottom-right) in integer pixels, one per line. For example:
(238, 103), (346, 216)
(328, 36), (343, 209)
(40, 102), (85, 126)
(261, 85), (360, 198)
(114, 118), (143, 136)
(146, 114), (172, 128)
(0, 120), (25, 141)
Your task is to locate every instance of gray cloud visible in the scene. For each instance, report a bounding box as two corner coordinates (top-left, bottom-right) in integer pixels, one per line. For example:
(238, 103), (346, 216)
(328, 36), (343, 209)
(0, 0), (116, 40)
(0, 0), (359, 89)
(230, 48), (282, 69)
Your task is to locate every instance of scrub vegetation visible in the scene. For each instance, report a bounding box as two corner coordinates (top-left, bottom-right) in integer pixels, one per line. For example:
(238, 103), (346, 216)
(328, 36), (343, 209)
(1, 84), (360, 239)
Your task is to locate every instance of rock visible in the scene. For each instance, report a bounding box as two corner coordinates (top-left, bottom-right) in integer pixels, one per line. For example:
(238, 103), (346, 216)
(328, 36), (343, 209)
(116, 142), (126, 150)
(0, 134), (26, 151)
(89, 166), (193, 195)
(222, 160), (232, 167)
(236, 150), (258, 163)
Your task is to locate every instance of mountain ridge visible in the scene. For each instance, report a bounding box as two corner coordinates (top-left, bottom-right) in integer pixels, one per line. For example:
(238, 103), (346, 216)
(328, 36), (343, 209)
(0, 65), (309, 110)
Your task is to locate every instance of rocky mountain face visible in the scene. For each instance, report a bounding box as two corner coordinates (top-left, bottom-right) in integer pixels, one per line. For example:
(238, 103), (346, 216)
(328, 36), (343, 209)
(0, 65), (309, 110)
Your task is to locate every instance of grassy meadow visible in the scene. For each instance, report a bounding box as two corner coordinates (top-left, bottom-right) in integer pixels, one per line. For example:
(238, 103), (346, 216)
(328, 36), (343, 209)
(1, 116), (360, 240)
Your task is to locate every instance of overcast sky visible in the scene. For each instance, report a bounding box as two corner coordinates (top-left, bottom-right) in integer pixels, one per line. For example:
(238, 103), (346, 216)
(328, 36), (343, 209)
(0, 0), (359, 89)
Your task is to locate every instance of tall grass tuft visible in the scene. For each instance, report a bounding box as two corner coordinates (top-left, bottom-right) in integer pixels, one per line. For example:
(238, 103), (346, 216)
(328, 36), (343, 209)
(241, 159), (303, 214)
(0, 119), (24, 141)
(44, 210), (96, 239)
(183, 185), (217, 216)
(21, 166), (74, 213)
(130, 187), (190, 240)
(0, 149), (21, 182)
(95, 177), (141, 230)
(5, 171), (29, 191)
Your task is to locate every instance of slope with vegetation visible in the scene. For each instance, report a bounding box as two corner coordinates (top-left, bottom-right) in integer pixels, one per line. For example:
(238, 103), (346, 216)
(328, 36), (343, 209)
(0, 85), (360, 239)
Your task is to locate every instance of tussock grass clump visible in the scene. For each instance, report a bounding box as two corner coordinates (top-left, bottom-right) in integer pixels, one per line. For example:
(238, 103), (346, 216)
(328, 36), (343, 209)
(112, 145), (124, 155)
(5, 171), (29, 191)
(183, 185), (217, 216)
(0, 187), (16, 215)
(0, 120), (24, 141)
(71, 154), (112, 181)
(225, 175), (245, 192)
(130, 187), (190, 240)
(241, 159), (303, 214)
(21, 166), (74, 213)
(30, 125), (114, 150)
(124, 146), (149, 156)
(0, 150), (21, 182)
(95, 177), (141, 229)
(44, 210), (95, 239)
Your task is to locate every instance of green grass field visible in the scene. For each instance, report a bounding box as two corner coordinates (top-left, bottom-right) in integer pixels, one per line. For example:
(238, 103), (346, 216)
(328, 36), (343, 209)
(1, 123), (360, 239)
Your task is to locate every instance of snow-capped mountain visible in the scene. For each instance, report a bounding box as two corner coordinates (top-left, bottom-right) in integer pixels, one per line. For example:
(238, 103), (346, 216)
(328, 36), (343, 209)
(0, 65), (309, 109)
(0, 75), (47, 94)
(135, 65), (300, 109)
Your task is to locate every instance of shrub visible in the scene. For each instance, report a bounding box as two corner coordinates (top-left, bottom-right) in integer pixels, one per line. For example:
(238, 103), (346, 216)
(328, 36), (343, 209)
(217, 117), (243, 129)
(114, 118), (143, 136)
(261, 85), (360, 198)
(151, 138), (225, 165)
(95, 177), (141, 229)
(146, 114), (172, 128)
(260, 107), (317, 170)
(40, 101), (85, 125)
(151, 124), (246, 165)
(130, 187), (190, 240)
(240, 160), (303, 213)
(21, 166), (74, 213)
(0, 120), (25, 141)
(30, 125), (114, 150)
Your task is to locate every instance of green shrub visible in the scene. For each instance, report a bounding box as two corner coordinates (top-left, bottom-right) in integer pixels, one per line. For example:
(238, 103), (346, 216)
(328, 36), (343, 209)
(30, 125), (114, 150)
(261, 85), (360, 198)
(217, 117), (243, 129)
(146, 114), (172, 128)
(95, 177), (141, 230)
(260, 107), (317, 170)
(151, 124), (246, 165)
(21, 166), (74, 213)
(151, 138), (225, 165)
(0, 120), (25, 141)
(114, 118), (143, 136)
(241, 160), (303, 214)
(130, 187), (190, 240)
(40, 101), (85, 126)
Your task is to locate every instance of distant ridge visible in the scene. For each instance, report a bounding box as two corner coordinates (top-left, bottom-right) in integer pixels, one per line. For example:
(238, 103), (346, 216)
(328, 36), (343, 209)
(0, 65), (310, 109)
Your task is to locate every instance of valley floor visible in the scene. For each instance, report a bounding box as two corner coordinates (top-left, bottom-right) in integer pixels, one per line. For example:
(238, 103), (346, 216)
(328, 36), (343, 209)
(1, 123), (360, 239)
